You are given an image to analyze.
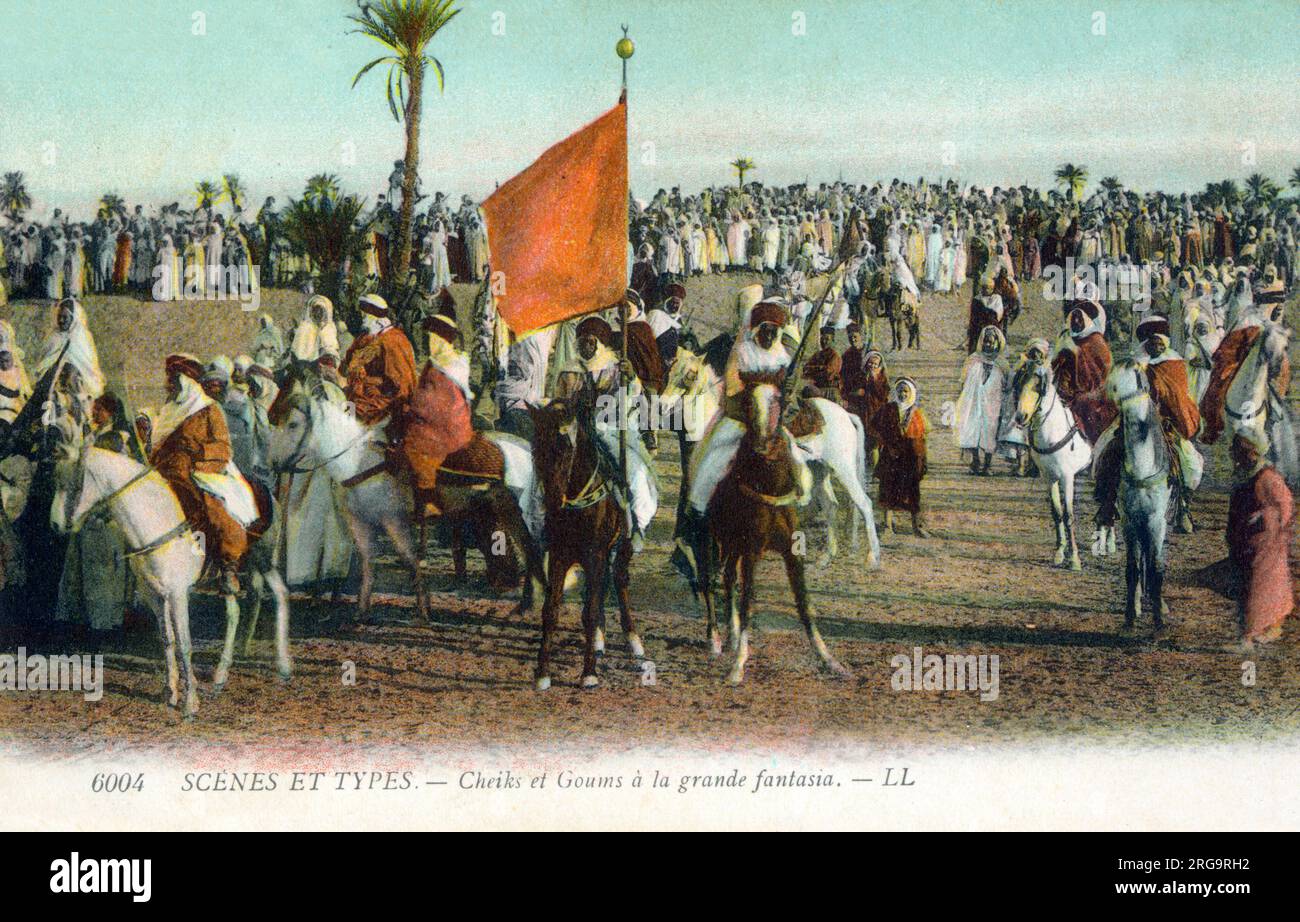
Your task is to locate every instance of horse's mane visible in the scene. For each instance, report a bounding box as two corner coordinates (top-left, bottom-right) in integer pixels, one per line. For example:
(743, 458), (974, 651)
(311, 396), (372, 460)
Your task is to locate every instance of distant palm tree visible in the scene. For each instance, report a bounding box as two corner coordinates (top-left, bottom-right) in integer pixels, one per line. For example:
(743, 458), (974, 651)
(194, 179), (223, 215)
(1099, 176), (1122, 196)
(1245, 172), (1279, 205)
(1, 171), (31, 225)
(731, 156), (756, 189)
(223, 173), (247, 214)
(350, 0), (461, 288)
(97, 192), (128, 223)
(1291, 165), (1300, 194)
(281, 191), (374, 325)
(304, 173), (342, 206)
(1054, 163), (1088, 202)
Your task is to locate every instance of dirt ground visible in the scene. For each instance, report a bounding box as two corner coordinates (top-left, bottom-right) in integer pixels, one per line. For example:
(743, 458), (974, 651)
(2, 271), (1299, 760)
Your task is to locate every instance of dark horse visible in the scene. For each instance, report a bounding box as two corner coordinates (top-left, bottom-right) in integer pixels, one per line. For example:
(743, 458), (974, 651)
(527, 400), (648, 690)
(698, 384), (849, 684)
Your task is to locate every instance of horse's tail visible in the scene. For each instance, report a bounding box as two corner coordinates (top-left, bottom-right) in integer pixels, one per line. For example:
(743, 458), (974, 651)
(845, 409), (870, 491)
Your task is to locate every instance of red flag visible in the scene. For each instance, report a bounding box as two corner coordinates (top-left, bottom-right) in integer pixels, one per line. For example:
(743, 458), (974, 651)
(482, 98), (628, 335)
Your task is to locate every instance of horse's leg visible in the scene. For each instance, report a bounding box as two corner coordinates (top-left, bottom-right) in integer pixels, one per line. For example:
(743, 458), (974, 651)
(535, 552), (568, 691)
(700, 532), (723, 657)
(382, 515), (429, 622)
(784, 545), (849, 677)
(153, 593), (180, 708)
(724, 553), (741, 652)
(496, 494), (545, 617)
(211, 589), (241, 692)
(241, 569), (264, 657)
(1062, 471), (1081, 571)
(1151, 498), (1169, 629)
(580, 551), (606, 688)
(1123, 524), (1140, 629)
(450, 519), (467, 583)
(264, 567), (292, 680)
(345, 512), (376, 623)
(171, 590), (199, 718)
(726, 553), (756, 685)
(814, 469), (836, 569)
(612, 537), (644, 659)
(1048, 479), (1066, 566)
(717, 546), (738, 655)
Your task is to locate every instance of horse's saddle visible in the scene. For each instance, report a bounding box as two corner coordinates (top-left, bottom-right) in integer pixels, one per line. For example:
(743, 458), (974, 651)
(435, 433), (505, 487)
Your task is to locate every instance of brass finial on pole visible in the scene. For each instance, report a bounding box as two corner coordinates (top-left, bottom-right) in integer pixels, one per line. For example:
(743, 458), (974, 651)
(616, 24), (634, 94)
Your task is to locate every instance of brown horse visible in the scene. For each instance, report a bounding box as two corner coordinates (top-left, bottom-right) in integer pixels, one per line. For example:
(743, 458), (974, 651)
(699, 384), (849, 685)
(527, 400), (646, 690)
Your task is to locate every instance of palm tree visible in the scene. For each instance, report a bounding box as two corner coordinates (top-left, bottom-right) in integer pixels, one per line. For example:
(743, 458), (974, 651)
(350, 0), (461, 288)
(1054, 163), (1088, 202)
(194, 179), (223, 217)
(1245, 172), (1279, 206)
(731, 156), (756, 189)
(304, 173), (342, 206)
(1099, 176), (1122, 196)
(1, 171), (31, 225)
(223, 173), (247, 215)
(97, 192), (127, 223)
(281, 191), (374, 326)
(1291, 166), (1300, 194)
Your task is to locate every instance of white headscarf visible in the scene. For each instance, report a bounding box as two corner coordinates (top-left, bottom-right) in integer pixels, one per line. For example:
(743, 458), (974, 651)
(291, 295), (340, 361)
(34, 300), (105, 399)
(148, 373), (214, 448)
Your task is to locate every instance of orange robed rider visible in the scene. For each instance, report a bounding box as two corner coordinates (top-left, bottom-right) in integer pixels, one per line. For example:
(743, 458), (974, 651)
(1093, 315), (1201, 531)
(341, 293), (418, 429)
(1050, 301), (1115, 443)
(142, 355), (249, 593)
(1199, 303), (1292, 445)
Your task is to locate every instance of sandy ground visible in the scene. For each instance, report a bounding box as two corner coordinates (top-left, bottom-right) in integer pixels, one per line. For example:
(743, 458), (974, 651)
(2, 271), (1299, 759)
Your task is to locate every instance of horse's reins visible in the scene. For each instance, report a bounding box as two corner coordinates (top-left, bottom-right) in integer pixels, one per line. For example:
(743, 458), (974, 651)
(1025, 375), (1080, 455)
(74, 458), (194, 559)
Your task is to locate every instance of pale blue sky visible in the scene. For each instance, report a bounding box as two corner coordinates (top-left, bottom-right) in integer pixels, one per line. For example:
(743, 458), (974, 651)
(1, 0), (1297, 220)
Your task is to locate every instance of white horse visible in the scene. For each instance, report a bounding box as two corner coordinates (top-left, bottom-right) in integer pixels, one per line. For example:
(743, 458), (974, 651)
(267, 386), (546, 623)
(796, 397), (882, 568)
(1013, 362), (1094, 570)
(1106, 362), (1171, 630)
(1224, 321), (1297, 484)
(49, 430), (290, 718)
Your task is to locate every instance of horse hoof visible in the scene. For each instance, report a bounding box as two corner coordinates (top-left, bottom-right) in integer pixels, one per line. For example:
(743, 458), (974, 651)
(867, 553), (882, 570)
(726, 669), (745, 686)
(824, 660), (851, 679)
(1121, 618), (1137, 634)
(628, 635), (646, 659)
(1070, 558), (1082, 572)
(581, 675), (600, 689)
(709, 636), (724, 657)
(535, 676), (551, 692)
(814, 553), (832, 570)
(277, 665), (293, 683)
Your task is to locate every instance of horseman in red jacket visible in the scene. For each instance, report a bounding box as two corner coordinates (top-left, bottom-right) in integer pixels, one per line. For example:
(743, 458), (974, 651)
(1051, 300), (1115, 443)
(400, 299), (474, 520)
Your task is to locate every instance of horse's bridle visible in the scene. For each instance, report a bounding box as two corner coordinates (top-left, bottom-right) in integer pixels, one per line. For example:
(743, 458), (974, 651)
(64, 451), (194, 558)
(1024, 371), (1080, 455)
(273, 403), (375, 477)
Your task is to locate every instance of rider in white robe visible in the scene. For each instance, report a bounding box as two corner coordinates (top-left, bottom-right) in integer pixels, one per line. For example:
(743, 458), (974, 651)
(686, 301), (811, 517)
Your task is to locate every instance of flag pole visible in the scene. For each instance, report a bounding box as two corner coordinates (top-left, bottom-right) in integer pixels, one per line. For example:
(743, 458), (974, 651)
(616, 25), (635, 533)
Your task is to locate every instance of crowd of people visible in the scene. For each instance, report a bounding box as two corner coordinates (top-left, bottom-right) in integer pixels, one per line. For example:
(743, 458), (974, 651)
(2, 170), (1298, 651)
